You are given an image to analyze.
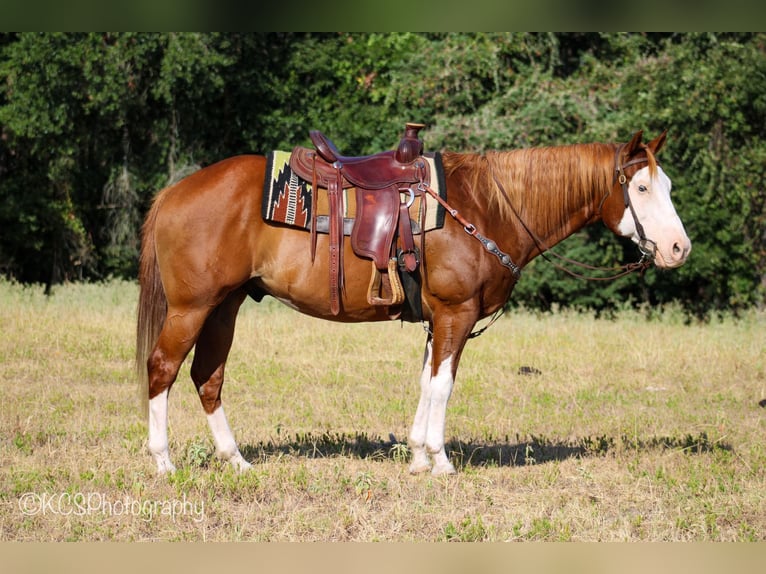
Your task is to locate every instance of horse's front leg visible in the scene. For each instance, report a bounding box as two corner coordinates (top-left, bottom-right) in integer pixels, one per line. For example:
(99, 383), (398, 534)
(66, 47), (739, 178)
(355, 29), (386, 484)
(408, 308), (476, 476)
(408, 339), (434, 474)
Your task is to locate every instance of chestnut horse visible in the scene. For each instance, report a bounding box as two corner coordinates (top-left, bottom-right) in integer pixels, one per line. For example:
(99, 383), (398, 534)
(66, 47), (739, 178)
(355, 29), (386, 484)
(136, 130), (690, 476)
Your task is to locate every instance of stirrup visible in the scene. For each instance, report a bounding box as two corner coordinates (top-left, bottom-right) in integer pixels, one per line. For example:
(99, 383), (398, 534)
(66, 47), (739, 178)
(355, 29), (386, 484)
(367, 259), (405, 306)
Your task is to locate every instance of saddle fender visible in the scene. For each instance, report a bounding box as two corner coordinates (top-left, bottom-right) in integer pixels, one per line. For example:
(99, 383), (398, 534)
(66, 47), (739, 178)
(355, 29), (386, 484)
(351, 186), (401, 269)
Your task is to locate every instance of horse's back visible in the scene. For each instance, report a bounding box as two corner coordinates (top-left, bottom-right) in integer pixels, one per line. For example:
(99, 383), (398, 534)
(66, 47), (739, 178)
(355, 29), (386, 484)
(148, 152), (477, 321)
(158, 155), (267, 208)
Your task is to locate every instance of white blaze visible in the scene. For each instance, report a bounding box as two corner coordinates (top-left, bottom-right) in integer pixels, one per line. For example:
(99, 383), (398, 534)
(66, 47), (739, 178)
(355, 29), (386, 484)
(617, 166), (691, 268)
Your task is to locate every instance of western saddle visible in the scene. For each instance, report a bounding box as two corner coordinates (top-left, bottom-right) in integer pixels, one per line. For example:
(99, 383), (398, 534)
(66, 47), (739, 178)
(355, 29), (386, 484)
(289, 123), (430, 316)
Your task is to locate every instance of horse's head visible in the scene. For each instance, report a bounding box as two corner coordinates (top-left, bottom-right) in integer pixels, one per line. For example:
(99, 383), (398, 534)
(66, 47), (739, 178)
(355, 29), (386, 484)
(601, 130), (691, 269)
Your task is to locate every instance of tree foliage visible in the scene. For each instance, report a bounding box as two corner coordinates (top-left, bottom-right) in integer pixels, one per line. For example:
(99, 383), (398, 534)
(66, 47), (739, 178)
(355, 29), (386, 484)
(1, 33), (764, 314)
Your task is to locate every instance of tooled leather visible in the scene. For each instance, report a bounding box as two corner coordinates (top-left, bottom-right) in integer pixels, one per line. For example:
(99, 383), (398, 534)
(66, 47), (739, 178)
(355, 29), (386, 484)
(288, 131), (430, 314)
(350, 186), (400, 269)
(290, 147), (429, 190)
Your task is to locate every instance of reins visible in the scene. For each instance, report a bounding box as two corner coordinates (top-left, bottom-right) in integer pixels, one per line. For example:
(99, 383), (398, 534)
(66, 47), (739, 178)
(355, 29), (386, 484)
(416, 145), (655, 339)
(486, 151), (654, 282)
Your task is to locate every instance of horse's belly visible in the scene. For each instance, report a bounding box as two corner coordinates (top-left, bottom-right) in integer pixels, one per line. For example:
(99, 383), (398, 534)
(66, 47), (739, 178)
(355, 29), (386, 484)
(253, 237), (396, 322)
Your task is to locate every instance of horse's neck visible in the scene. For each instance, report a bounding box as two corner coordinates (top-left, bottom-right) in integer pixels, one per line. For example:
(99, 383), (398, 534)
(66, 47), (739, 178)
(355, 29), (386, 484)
(485, 144), (615, 262)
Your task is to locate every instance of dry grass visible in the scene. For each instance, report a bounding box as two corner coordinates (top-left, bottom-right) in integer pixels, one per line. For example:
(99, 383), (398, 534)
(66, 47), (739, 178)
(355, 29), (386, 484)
(1, 279), (764, 541)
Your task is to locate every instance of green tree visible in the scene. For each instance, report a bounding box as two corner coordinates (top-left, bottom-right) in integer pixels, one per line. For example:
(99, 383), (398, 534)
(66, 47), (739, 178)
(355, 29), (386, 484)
(614, 33), (766, 315)
(0, 33), (238, 285)
(1, 33), (763, 316)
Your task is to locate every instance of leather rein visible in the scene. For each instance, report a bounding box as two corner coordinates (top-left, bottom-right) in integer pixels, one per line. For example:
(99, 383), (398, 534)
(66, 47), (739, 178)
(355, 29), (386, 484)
(416, 146), (656, 338)
(421, 146), (655, 283)
(487, 146), (657, 282)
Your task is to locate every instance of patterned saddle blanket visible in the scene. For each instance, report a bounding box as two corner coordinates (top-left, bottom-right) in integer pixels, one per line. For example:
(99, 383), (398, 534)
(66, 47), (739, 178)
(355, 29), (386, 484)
(261, 150), (446, 235)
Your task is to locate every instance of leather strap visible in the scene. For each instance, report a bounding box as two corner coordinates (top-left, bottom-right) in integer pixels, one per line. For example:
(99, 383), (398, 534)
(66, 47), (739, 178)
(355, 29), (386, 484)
(398, 201), (418, 272)
(614, 144), (654, 257)
(327, 171), (344, 315)
(310, 154), (319, 263)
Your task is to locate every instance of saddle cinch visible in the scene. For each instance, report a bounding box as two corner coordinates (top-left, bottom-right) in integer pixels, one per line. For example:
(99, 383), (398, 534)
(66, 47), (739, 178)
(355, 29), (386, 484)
(289, 123), (430, 316)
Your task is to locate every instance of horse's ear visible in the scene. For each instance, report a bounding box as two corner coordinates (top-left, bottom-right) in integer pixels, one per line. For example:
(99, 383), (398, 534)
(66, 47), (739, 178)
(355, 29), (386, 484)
(624, 130), (644, 157)
(646, 130), (668, 155)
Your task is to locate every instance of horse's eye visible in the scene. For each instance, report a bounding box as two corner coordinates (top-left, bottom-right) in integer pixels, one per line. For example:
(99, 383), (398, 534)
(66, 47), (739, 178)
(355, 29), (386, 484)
(638, 185), (647, 193)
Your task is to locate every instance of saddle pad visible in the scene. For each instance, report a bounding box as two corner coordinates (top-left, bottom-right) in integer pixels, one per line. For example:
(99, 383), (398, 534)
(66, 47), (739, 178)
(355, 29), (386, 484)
(261, 150), (446, 233)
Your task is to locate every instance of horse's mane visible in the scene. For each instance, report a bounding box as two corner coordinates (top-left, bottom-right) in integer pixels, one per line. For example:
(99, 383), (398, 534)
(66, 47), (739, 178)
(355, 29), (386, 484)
(441, 143), (658, 234)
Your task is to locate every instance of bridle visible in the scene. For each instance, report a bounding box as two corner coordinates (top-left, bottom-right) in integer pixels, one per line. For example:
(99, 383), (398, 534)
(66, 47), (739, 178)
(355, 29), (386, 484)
(416, 145), (658, 338)
(612, 143), (658, 265)
(488, 146), (657, 281)
(420, 146), (658, 285)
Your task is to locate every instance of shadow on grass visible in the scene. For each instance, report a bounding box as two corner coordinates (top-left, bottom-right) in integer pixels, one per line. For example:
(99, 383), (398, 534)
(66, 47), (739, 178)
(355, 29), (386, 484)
(238, 430), (732, 469)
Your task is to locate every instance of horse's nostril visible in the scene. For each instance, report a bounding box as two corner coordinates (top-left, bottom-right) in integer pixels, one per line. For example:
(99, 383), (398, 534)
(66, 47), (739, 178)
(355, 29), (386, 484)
(672, 240), (691, 261)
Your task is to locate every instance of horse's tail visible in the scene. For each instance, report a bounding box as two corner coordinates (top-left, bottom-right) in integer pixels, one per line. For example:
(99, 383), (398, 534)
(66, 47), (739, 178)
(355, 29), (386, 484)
(135, 194), (167, 418)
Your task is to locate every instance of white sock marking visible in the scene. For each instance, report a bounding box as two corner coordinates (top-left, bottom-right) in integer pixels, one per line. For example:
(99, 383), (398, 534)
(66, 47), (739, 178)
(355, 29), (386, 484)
(425, 356), (456, 475)
(207, 406), (251, 472)
(408, 349), (457, 475)
(148, 389), (176, 474)
(409, 342), (434, 473)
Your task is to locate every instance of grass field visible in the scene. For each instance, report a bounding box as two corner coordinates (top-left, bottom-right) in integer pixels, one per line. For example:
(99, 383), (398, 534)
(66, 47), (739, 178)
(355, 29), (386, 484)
(1, 279), (764, 541)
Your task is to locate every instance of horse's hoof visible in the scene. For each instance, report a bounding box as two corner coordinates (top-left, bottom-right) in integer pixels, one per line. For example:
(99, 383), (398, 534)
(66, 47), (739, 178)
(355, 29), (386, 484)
(227, 453), (253, 473)
(409, 462), (432, 474)
(431, 462), (457, 476)
(153, 454), (177, 476)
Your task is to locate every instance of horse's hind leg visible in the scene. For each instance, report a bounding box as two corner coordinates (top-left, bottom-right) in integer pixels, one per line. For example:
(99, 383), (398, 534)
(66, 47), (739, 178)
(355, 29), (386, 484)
(148, 306), (210, 474)
(190, 288), (251, 472)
